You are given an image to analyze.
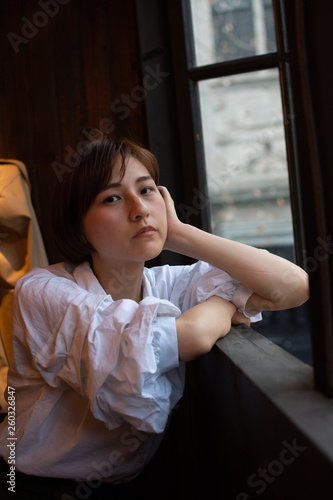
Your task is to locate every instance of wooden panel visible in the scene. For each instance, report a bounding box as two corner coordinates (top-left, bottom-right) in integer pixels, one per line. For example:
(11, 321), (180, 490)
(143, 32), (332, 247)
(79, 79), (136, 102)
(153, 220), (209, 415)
(103, 0), (147, 143)
(49, 1), (84, 149)
(0, 0), (147, 264)
(76, 1), (114, 128)
(297, 0), (333, 395)
(0, 1), (31, 164)
(20, 1), (66, 252)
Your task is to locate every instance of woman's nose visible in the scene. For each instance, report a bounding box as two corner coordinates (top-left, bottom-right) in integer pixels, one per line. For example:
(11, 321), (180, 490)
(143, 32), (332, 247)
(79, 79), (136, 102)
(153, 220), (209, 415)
(130, 197), (150, 220)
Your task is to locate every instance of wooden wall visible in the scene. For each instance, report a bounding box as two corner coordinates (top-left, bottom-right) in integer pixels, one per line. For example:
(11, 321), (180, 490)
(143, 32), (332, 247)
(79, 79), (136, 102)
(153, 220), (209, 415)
(0, 0), (147, 263)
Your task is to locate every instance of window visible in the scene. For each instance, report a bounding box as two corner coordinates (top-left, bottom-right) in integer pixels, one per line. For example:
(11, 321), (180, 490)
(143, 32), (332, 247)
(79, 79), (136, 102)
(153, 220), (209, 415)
(171, 0), (312, 364)
(191, 0), (276, 65)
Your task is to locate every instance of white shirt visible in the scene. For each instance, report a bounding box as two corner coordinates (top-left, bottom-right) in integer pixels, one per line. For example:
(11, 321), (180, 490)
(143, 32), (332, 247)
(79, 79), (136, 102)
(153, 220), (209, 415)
(0, 260), (260, 483)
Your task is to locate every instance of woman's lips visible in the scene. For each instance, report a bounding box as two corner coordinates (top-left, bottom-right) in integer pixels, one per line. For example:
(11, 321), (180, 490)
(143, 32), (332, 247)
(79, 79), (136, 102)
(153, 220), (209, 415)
(133, 226), (157, 238)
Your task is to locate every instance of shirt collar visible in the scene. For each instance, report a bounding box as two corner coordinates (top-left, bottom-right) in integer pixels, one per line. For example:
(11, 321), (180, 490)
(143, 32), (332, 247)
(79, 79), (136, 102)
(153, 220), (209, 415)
(142, 269), (153, 299)
(72, 261), (107, 295)
(72, 262), (152, 301)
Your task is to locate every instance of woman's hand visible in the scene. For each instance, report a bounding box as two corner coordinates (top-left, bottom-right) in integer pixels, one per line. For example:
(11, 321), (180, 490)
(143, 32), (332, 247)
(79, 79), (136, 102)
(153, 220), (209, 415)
(158, 186), (185, 252)
(231, 309), (251, 327)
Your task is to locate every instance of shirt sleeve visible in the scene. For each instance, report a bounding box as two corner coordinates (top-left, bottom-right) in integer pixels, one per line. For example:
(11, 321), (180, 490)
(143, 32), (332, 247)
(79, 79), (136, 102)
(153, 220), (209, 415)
(12, 271), (183, 434)
(166, 261), (262, 322)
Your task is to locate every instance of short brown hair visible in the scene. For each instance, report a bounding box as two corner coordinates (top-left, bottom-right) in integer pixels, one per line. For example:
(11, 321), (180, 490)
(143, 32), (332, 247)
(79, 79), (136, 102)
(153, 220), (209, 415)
(52, 131), (160, 263)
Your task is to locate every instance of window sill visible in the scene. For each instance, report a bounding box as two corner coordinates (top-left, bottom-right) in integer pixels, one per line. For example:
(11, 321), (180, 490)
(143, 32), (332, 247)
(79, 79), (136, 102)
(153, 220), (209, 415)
(216, 325), (333, 464)
(180, 325), (333, 499)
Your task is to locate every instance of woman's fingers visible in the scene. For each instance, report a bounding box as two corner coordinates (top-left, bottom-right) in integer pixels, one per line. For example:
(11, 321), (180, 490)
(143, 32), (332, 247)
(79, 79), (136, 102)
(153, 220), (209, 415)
(231, 310), (251, 327)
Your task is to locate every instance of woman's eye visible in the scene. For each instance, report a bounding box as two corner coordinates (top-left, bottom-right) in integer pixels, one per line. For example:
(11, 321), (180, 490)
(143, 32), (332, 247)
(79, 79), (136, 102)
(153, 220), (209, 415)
(104, 195), (120, 203)
(141, 186), (154, 195)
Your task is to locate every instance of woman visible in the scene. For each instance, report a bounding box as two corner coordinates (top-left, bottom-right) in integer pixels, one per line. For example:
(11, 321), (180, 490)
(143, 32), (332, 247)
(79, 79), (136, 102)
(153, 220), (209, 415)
(0, 133), (309, 499)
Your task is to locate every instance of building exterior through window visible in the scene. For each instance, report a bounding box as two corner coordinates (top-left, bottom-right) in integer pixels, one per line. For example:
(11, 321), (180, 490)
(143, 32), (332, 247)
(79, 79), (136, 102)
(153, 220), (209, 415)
(189, 0), (311, 364)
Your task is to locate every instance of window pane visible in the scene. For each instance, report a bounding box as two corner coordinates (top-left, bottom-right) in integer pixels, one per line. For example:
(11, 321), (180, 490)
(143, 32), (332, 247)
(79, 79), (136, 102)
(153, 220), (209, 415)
(190, 0), (277, 66)
(199, 70), (292, 247)
(198, 70), (312, 365)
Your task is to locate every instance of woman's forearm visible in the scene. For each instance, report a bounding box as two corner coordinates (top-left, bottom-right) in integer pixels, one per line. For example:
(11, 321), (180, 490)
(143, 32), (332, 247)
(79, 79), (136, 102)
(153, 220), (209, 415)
(167, 223), (309, 311)
(176, 296), (236, 361)
(159, 185), (309, 312)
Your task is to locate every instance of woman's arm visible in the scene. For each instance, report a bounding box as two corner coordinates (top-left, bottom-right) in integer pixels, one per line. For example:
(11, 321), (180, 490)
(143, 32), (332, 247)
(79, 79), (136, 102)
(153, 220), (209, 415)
(176, 295), (237, 361)
(159, 187), (309, 313)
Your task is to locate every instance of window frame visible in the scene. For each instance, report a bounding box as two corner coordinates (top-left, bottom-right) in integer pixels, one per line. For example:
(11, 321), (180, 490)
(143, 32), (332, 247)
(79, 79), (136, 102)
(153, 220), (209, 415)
(164, 0), (333, 397)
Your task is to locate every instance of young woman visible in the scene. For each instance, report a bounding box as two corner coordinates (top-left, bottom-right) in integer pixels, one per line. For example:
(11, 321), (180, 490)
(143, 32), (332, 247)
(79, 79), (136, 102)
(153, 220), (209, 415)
(0, 133), (309, 499)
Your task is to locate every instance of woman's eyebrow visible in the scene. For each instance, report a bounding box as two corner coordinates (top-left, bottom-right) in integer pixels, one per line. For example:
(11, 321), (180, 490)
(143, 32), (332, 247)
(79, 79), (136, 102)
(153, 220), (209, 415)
(101, 175), (153, 192)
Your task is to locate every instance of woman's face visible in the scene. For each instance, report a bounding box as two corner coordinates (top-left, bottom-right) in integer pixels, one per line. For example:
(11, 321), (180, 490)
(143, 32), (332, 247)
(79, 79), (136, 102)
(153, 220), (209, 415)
(82, 156), (167, 268)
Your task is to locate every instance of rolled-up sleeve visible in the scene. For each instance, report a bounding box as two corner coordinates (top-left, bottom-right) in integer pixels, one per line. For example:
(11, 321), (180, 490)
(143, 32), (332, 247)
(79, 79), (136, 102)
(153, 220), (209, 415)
(91, 297), (182, 433)
(168, 261), (261, 322)
(13, 273), (183, 435)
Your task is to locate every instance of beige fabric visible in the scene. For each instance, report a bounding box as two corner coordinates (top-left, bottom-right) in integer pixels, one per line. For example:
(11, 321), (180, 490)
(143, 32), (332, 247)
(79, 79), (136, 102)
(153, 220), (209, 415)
(0, 160), (48, 410)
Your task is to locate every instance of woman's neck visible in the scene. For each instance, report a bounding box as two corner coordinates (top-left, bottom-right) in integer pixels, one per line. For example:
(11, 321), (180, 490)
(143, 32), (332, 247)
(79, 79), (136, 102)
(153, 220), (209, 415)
(91, 258), (144, 303)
